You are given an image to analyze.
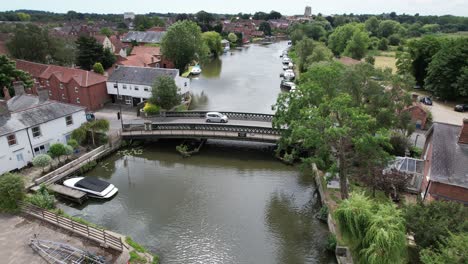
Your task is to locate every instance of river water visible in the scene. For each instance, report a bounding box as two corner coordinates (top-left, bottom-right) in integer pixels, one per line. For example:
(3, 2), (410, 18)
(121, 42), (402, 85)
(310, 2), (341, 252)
(60, 42), (335, 264)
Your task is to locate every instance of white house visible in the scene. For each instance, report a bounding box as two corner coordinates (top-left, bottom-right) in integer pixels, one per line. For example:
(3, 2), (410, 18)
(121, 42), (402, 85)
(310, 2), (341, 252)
(0, 83), (87, 175)
(106, 66), (190, 106)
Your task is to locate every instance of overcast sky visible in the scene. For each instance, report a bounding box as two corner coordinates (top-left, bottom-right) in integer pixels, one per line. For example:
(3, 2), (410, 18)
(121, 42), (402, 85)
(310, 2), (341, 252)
(1, 0), (467, 16)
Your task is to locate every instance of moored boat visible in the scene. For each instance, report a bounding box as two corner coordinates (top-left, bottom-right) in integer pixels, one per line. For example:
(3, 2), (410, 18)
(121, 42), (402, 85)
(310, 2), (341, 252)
(190, 64), (202, 75)
(63, 177), (118, 199)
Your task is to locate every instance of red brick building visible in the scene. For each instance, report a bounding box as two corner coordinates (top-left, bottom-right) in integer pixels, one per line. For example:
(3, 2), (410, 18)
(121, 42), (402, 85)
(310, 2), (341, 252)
(420, 119), (468, 204)
(15, 60), (109, 111)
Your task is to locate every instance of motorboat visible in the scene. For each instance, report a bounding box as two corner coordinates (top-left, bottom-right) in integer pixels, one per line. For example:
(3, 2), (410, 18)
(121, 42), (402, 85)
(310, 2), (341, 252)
(190, 65), (202, 75)
(282, 65), (289, 70)
(283, 69), (295, 80)
(63, 177), (118, 199)
(282, 57), (291, 65)
(288, 62), (294, 69)
(281, 80), (296, 90)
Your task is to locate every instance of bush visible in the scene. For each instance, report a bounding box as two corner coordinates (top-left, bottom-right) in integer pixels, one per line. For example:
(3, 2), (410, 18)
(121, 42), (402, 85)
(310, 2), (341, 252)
(32, 154), (52, 172)
(0, 173), (24, 211)
(79, 161), (97, 174)
(365, 55), (375, 65)
(71, 127), (87, 145)
(67, 139), (79, 149)
(49, 143), (67, 163)
(93, 62), (104, 75)
(143, 103), (160, 115)
(25, 184), (55, 209)
(326, 234), (337, 252)
(317, 205), (329, 221)
(378, 38), (389, 51)
(388, 134), (409, 156)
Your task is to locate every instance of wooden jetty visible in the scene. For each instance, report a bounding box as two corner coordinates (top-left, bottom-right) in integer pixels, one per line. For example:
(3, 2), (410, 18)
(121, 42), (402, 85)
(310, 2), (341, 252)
(49, 184), (88, 204)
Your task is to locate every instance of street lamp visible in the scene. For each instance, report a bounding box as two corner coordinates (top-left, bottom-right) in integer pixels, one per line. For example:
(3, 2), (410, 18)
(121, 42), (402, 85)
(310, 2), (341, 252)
(116, 81), (124, 130)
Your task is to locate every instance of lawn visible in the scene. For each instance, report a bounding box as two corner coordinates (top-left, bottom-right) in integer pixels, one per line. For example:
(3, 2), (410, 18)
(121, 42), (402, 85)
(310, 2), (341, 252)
(374, 54), (397, 73)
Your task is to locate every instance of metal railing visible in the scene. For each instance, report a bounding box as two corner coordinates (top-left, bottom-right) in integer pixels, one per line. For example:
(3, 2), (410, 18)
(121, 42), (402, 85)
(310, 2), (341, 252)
(157, 111), (274, 122)
(19, 202), (123, 252)
(123, 123), (281, 135)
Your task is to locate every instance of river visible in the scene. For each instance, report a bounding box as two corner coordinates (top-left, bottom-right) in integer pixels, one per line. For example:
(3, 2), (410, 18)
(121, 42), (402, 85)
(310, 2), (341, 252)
(60, 42), (335, 264)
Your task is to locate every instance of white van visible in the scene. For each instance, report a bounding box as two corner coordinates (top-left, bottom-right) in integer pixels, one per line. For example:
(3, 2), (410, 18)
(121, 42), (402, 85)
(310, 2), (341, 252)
(205, 112), (228, 123)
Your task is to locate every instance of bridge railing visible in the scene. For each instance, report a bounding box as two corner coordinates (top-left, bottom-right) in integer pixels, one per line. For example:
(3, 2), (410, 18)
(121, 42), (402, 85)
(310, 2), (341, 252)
(157, 111), (274, 122)
(123, 123), (281, 135)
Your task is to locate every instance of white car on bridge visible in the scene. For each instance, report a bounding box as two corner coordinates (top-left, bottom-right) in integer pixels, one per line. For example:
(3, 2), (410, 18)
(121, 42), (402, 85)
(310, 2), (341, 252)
(206, 112), (229, 123)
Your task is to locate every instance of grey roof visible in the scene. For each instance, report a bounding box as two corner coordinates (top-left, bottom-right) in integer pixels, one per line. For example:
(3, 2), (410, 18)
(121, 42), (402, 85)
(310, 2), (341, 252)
(0, 95), (85, 136)
(122, 31), (166, 43)
(429, 122), (468, 188)
(108, 66), (179, 86)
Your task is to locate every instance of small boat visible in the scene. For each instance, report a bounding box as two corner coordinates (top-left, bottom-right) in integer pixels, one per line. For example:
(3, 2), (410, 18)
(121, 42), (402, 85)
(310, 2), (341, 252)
(30, 238), (106, 264)
(282, 65), (289, 70)
(288, 62), (294, 69)
(282, 57), (291, 65)
(283, 69), (295, 80)
(190, 65), (202, 75)
(63, 177), (118, 199)
(281, 80), (296, 90)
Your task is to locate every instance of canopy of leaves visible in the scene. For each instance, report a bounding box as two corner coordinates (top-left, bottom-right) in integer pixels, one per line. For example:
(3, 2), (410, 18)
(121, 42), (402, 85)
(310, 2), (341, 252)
(406, 36), (445, 86)
(328, 23), (367, 56)
(93, 62), (104, 74)
(99, 27), (113, 37)
(71, 126), (87, 145)
(228, 32), (238, 44)
(0, 55), (33, 97)
(76, 36), (104, 70)
(161, 20), (206, 71)
(48, 143), (67, 159)
(149, 76), (181, 110)
(67, 139), (79, 149)
(32, 154), (52, 169)
(344, 30), (370, 60)
(419, 232), (468, 264)
(378, 20), (402, 38)
(202, 31), (223, 57)
(0, 173), (24, 211)
(259, 22), (272, 36)
(365, 16), (380, 36)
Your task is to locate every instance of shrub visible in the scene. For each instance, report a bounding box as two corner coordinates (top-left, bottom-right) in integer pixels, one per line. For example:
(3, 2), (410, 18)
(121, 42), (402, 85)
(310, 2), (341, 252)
(388, 134), (409, 156)
(0, 173), (24, 211)
(419, 232), (468, 264)
(67, 139), (79, 149)
(32, 154), (52, 173)
(79, 161), (97, 174)
(317, 205), (329, 221)
(143, 102), (160, 115)
(93, 62), (104, 74)
(326, 234), (337, 252)
(365, 55), (375, 65)
(25, 184), (55, 209)
(71, 126), (87, 145)
(49, 143), (67, 163)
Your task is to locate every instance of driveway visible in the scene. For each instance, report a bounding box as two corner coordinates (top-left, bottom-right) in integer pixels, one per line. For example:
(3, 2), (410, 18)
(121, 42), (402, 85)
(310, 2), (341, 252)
(428, 100), (467, 126)
(93, 103), (139, 131)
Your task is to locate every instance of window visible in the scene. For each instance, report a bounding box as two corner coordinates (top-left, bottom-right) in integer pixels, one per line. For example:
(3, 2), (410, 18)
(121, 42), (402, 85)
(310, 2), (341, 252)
(46, 80), (50, 86)
(33, 144), (49, 155)
(76, 97), (80, 104)
(61, 94), (66, 100)
(134, 86), (139, 91)
(144, 87), (149, 92)
(123, 85), (127, 89)
(114, 83), (118, 88)
(16, 153), (24, 162)
(125, 96), (132, 105)
(7, 134), (17, 146)
(75, 87), (79, 93)
(65, 115), (73, 126)
(117, 95), (123, 100)
(48, 90), (52, 96)
(60, 83), (64, 89)
(32, 126), (41, 138)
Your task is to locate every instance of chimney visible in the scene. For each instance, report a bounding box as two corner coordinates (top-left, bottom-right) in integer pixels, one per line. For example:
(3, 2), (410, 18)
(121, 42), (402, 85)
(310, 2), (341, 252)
(13, 81), (25, 96)
(3, 87), (11, 101)
(459, 118), (468, 144)
(38, 88), (49, 103)
(0, 100), (10, 117)
(151, 56), (154, 63)
(412, 93), (418, 102)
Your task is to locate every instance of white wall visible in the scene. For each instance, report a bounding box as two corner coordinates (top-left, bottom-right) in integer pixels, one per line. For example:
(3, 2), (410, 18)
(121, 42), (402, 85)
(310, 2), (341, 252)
(0, 110), (87, 175)
(106, 82), (152, 99)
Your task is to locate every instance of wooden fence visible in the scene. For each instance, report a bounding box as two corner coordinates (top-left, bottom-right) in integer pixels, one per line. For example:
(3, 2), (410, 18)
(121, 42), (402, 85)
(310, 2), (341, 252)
(19, 202), (123, 252)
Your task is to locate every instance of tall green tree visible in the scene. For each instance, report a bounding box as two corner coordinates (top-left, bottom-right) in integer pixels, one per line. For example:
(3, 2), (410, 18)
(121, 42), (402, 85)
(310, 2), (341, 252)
(259, 22), (272, 36)
(407, 35), (445, 86)
(328, 23), (366, 56)
(295, 38), (316, 72)
(84, 119), (110, 146)
(378, 20), (402, 38)
(344, 30), (370, 60)
(202, 31), (223, 57)
(101, 48), (116, 69)
(365, 16), (380, 36)
(0, 55), (33, 98)
(149, 76), (181, 110)
(161, 20), (206, 72)
(75, 36), (104, 70)
(420, 232), (468, 264)
(99, 27), (113, 37)
(7, 24), (49, 63)
(0, 173), (24, 211)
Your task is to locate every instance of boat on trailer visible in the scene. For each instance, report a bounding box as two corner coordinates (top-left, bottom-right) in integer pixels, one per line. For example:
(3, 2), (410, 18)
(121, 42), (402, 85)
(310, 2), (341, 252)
(30, 238), (106, 264)
(63, 177), (118, 199)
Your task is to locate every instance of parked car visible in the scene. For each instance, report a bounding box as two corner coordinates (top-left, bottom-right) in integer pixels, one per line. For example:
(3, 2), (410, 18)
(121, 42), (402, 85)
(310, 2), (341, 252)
(420, 97), (433, 106)
(454, 103), (468, 112)
(206, 112), (228, 123)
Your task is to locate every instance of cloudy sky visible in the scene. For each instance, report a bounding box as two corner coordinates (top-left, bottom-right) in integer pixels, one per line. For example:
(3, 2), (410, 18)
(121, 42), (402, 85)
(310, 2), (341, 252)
(1, 0), (467, 16)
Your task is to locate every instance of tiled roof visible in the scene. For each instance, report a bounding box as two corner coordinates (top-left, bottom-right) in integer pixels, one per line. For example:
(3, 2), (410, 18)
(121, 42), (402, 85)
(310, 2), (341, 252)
(0, 95), (85, 136)
(122, 31), (166, 43)
(15, 60), (107, 87)
(108, 66), (179, 86)
(428, 122), (468, 188)
(117, 46), (161, 67)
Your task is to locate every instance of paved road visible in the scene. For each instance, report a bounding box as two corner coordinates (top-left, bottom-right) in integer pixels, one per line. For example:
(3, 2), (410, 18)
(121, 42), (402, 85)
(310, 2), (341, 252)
(414, 93), (467, 126)
(144, 117), (273, 128)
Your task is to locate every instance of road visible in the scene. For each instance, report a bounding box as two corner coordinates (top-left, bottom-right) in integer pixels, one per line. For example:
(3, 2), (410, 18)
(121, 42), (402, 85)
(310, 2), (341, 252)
(428, 100), (467, 126)
(131, 117), (273, 128)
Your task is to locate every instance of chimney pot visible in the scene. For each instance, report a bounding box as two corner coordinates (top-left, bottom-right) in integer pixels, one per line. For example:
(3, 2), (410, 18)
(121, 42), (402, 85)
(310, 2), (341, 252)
(38, 88), (49, 103)
(12, 81), (25, 97)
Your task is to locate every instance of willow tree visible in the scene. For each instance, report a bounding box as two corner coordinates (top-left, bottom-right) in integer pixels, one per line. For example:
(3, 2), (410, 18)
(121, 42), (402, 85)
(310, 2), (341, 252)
(335, 193), (407, 264)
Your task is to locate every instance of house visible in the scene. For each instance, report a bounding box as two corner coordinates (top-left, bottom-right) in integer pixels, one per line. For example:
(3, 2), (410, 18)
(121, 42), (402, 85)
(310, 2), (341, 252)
(94, 34), (128, 58)
(121, 31), (166, 44)
(106, 66), (189, 106)
(117, 46), (174, 68)
(124, 12), (136, 20)
(52, 25), (98, 38)
(420, 119), (468, 204)
(403, 94), (429, 129)
(15, 60), (109, 111)
(0, 82), (87, 174)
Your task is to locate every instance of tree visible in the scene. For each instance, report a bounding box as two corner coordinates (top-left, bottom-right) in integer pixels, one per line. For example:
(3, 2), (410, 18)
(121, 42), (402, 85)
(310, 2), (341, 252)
(307, 43), (334, 64)
(99, 27), (113, 37)
(85, 119), (110, 146)
(0, 55), (33, 98)
(71, 126), (87, 145)
(365, 16), (380, 36)
(134, 15), (154, 31)
(253, 12), (268, 20)
(419, 232), (468, 264)
(295, 38), (316, 72)
(378, 38), (389, 50)
(101, 48), (116, 69)
(93, 62), (104, 74)
(16, 12), (31, 21)
(388, 34), (401, 46)
(76, 36), (104, 70)
(328, 23), (366, 56)
(149, 76), (181, 110)
(378, 20), (401, 38)
(424, 38), (468, 99)
(49, 143), (67, 164)
(228, 32), (238, 44)
(202, 31), (223, 57)
(307, 23), (326, 40)
(259, 22), (272, 36)
(0, 173), (24, 211)
(268, 11), (282, 20)
(67, 139), (79, 149)
(407, 36), (445, 86)
(7, 24), (50, 63)
(32, 154), (52, 173)
(196, 11), (214, 25)
(161, 20), (206, 72)
(344, 30), (370, 60)
(404, 200), (468, 250)
(334, 193), (407, 264)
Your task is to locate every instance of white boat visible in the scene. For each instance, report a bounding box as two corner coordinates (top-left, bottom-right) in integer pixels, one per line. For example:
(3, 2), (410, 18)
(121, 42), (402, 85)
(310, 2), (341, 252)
(63, 177), (118, 199)
(190, 65), (202, 75)
(282, 57), (291, 65)
(283, 69), (295, 80)
(282, 65), (289, 70)
(288, 62), (294, 69)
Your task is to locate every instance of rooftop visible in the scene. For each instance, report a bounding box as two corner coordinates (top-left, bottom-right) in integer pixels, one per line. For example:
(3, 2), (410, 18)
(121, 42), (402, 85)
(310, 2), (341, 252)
(428, 122), (468, 189)
(108, 66), (179, 86)
(122, 31), (166, 43)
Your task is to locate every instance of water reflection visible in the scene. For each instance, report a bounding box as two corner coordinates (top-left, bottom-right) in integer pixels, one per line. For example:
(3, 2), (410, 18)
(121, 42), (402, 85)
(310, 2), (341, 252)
(201, 57), (222, 78)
